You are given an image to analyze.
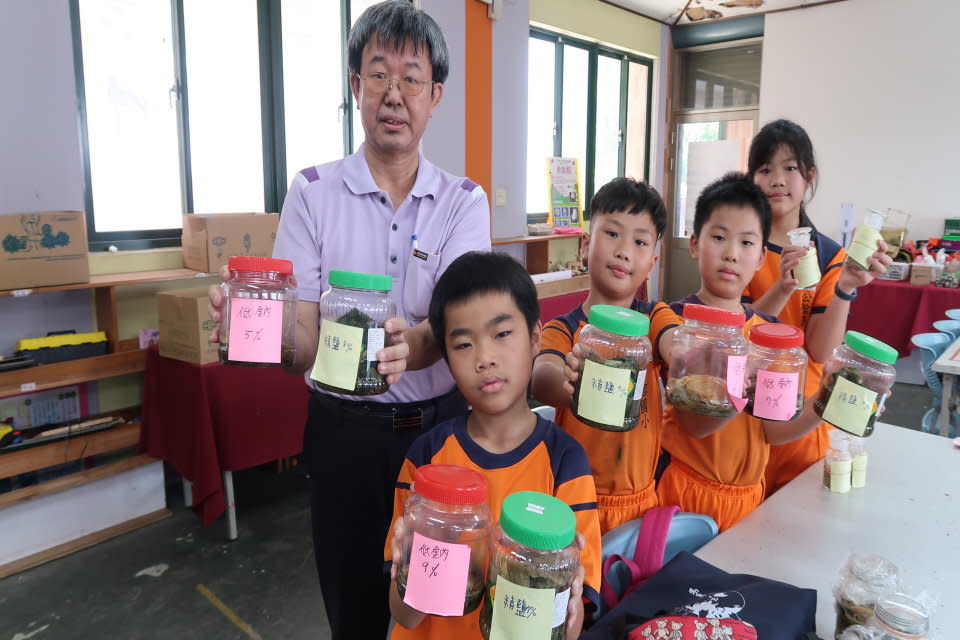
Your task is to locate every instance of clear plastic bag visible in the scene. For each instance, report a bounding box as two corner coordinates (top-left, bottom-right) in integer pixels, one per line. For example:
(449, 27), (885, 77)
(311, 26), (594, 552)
(833, 553), (899, 637)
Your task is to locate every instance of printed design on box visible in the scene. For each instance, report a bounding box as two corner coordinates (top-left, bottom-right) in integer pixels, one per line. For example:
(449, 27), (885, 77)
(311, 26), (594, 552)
(2, 215), (71, 254)
(629, 616), (757, 640)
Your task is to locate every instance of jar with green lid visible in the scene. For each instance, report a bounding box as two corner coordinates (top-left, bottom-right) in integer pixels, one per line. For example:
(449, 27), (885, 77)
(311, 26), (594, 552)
(744, 323), (807, 421)
(868, 593), (930, 639)
(847, 209), (886, 270)
(666, 304), (749, 417)
(787, 226), (820, 290)
(219, 256), (298, 367)
(814, 331), (897, 437)
(569, 305), (652, 431)
(396, 464), (491, 617)
(479, 491), (579, 640)
(312, 269), (396, 395)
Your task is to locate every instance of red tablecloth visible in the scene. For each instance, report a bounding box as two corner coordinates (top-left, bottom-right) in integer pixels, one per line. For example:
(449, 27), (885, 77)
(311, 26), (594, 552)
(140, 346), (308, 525)
(848, 279), (960, 357)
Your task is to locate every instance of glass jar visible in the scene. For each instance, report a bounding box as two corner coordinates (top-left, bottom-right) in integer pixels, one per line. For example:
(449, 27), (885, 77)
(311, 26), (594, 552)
(666, 304), (748, 417)
(834, 553), (900, 638)
(396, 464), (491, 617)
(479, 491), (579, 640)
(814, 331), (897, 437)
(868, 592), (930, 639)
(787, 226), (820, 290)
(847, 209), (887, 270)
(823, 429), (852, 493)
(219, 256), (297, 367)
(569, 305), (652, 432)
(313, 269), (396, 395)
(745, 323), (807, 421)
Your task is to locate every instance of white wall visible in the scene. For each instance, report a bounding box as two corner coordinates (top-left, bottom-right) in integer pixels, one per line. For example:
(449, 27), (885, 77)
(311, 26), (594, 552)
(760, 0), (960, 241)
(420, 0), (465, 178)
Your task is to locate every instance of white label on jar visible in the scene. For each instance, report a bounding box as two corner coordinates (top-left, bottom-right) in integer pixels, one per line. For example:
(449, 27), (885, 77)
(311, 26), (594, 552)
(366, 327), (385, 362)
(552, 588), (571, 628)
(633, 368), (647, 400)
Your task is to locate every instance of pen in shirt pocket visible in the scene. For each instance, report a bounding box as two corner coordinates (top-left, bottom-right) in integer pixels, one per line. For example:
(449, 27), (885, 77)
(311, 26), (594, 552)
(411, 234), (429, 261)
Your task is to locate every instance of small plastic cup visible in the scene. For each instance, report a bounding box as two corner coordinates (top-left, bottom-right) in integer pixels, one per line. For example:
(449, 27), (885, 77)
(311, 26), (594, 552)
(786, 226), (820, 290)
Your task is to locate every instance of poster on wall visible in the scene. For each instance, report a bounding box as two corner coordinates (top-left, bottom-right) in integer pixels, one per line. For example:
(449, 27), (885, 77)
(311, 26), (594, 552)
(547, 157), (584, 229)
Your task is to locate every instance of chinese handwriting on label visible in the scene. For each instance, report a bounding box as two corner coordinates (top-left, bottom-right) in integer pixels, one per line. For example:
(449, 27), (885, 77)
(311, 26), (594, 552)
(589, 376), (628, 398)
(322, 334), (354, 353)
(836, 389), (871, 411)
(236, 304), (272, 320)
(501, 594), (538, 619)
(417, 542), (449, 578)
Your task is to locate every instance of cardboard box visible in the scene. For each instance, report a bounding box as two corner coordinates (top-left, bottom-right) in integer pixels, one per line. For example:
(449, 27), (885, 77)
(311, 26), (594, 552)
(182, 213), (279, 273)
(0, 211), (89, 290)
(157, 287), (220, 365)
(910, 264), (942, 287)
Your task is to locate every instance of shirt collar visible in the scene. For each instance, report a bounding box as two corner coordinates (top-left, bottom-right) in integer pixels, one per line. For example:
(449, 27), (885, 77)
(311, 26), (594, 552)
(342, 144), (439, 200)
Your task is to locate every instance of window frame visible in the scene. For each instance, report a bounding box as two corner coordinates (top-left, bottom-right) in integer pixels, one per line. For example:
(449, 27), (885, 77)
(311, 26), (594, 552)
(528, 27), (654, 217)
(69, 0), (361, 251)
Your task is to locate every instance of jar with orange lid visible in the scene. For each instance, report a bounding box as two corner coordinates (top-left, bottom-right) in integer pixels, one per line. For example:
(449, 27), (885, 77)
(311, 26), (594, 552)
(744, 323), (808, 421)
(395, 464), (491, 617)
(219, 256), (297, 367)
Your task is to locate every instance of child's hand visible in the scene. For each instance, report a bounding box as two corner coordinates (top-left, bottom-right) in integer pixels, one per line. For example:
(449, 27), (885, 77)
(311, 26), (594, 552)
(838, 238), (893, 293)
(377, 317), (410, 385)
(566, 532), (587, 637)
(562, 344), (583, 398)
(775, 243), (807, 294)
(389, 517), (406, 581)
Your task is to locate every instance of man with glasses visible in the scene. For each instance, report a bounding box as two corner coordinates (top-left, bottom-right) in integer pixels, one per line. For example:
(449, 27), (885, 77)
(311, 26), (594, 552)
(217, 2), (490, 638)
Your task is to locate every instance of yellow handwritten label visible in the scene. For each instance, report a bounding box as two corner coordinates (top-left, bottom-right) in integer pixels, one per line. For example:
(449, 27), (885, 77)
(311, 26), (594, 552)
(793, 248), (821, 289)
(576, 359), (631, 427)
(489, 574), (556, 639)
(310, 320), (364, 391)
(847, 225), (883, 269)
(822, 376), (878, 436)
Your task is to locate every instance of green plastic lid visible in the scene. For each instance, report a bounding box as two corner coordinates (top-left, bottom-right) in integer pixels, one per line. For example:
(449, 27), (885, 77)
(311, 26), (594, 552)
(587, 304), (650, 337)
(327, 269), (392, 292)
(844, 331), (898, 365)
(499, 491), (575, 551)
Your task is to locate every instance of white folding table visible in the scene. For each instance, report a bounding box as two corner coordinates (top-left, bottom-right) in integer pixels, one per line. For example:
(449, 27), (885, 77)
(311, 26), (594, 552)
(931, 337), (960, 437)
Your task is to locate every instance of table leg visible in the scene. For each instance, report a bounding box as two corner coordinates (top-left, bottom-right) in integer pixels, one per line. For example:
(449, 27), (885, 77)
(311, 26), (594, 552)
(224, 470), (238, 541)
(940, 374), (954, 438)
(182, 478), (193, 507)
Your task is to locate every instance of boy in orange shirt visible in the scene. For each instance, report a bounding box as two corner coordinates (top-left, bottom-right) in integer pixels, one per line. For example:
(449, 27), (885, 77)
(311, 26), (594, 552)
(531, 177), (667, 533)
(384, 251), (602, 639)
(649, 172), (826, 531)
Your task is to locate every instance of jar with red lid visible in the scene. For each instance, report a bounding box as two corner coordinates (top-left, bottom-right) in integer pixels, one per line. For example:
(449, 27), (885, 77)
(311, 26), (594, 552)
(396, 464), (491, 617)
(665, 304), (749, 417)
(219, 256), (297, 367)
(744, 323), (808, 421)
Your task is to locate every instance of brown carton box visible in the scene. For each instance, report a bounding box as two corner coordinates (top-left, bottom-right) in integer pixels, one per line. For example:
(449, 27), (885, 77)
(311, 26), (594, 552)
(0, 211), (90, 290)
(181, 213), (279, 273)
(157, 287), (220, 365)
(909, 264), (941, 287)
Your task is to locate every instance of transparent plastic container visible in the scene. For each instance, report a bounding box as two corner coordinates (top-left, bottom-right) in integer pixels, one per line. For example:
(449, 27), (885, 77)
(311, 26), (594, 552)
(396, 464), (491, 617)
(219, 256), (297, 367)
(666, 304), (748, 417)
(834, 553), (900, 638)
(314, 270), (396, 395)
(814, 331), (897, 437)
(850, 436), (868, 489)
(480, 491), (579, 640)
(823, 429), (852, 493)
(745, 323), (807, 421)
(847, 209), (887, 270)
(869, 592), (930, 639)
(787, 226), (821, 290)
(570, 305), (652, 431)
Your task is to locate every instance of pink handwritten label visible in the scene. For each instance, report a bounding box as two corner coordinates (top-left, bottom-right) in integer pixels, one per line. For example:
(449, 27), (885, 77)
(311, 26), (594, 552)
(726, 355), (748, 412)
(753, 369), (800, 421)
(227, 298), (283, 363)
(403, 532), (472, 616)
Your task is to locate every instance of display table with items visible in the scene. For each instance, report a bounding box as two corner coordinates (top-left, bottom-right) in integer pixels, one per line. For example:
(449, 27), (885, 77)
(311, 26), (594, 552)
(696, 423), (957, 639)
(140, 346), (307, 537)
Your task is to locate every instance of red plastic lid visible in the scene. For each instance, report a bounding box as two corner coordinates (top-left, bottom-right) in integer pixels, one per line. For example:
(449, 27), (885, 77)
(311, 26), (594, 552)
(682, 303), (745, 327)
(749, 323), (804, 349)
(228, 256), (293, 275)
(413, 464), (488, 505)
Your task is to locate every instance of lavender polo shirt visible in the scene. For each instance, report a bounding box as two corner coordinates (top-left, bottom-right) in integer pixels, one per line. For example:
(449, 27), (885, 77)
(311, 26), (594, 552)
(273, 145), (491, 404)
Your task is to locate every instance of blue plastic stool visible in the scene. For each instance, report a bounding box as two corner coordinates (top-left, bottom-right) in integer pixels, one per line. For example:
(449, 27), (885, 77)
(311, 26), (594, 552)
(946, 309), (960, 321)
(911, 332), (959, 437)
(933, 320), (960, 343)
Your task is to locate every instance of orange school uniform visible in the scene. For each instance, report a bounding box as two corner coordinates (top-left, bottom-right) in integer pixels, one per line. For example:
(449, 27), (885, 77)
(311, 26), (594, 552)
(650, 296), (778, 532)
(742, 233), (845, 495)
(384, 414), (602, 640)
(538, 300), (662, 533)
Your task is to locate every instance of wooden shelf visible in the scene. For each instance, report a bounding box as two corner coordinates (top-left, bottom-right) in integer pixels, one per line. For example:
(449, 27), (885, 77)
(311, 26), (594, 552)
(491, 231), (583, 246)
(535, 274), (590, 299)
(493, 232), (583, 274)
(0, 349), (146, 398)
(0, 267), (212, 297)
(0, 422), (142, 480)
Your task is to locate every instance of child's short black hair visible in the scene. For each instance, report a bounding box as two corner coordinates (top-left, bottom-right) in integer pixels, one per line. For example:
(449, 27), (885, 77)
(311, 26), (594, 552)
(428, 251), (540, 359)
(693, 171), (772, 245)
(590, 177), (667, 240)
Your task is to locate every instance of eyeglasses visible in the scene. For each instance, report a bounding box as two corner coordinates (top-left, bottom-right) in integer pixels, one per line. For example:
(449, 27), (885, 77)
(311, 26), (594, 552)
(355, 72), (435, 97)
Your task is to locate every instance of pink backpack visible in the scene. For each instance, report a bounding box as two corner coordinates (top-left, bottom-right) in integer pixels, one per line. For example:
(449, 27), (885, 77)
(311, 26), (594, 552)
(600, 505), (680, 610)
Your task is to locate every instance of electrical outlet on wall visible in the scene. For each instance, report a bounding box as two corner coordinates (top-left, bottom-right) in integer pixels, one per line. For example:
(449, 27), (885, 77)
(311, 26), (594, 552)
(494, 189), (507, 207)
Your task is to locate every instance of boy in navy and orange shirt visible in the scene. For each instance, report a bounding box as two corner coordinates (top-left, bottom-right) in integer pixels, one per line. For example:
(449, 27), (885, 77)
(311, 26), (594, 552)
(532, 177), (668, 534)
(384, 251), (601, 639)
